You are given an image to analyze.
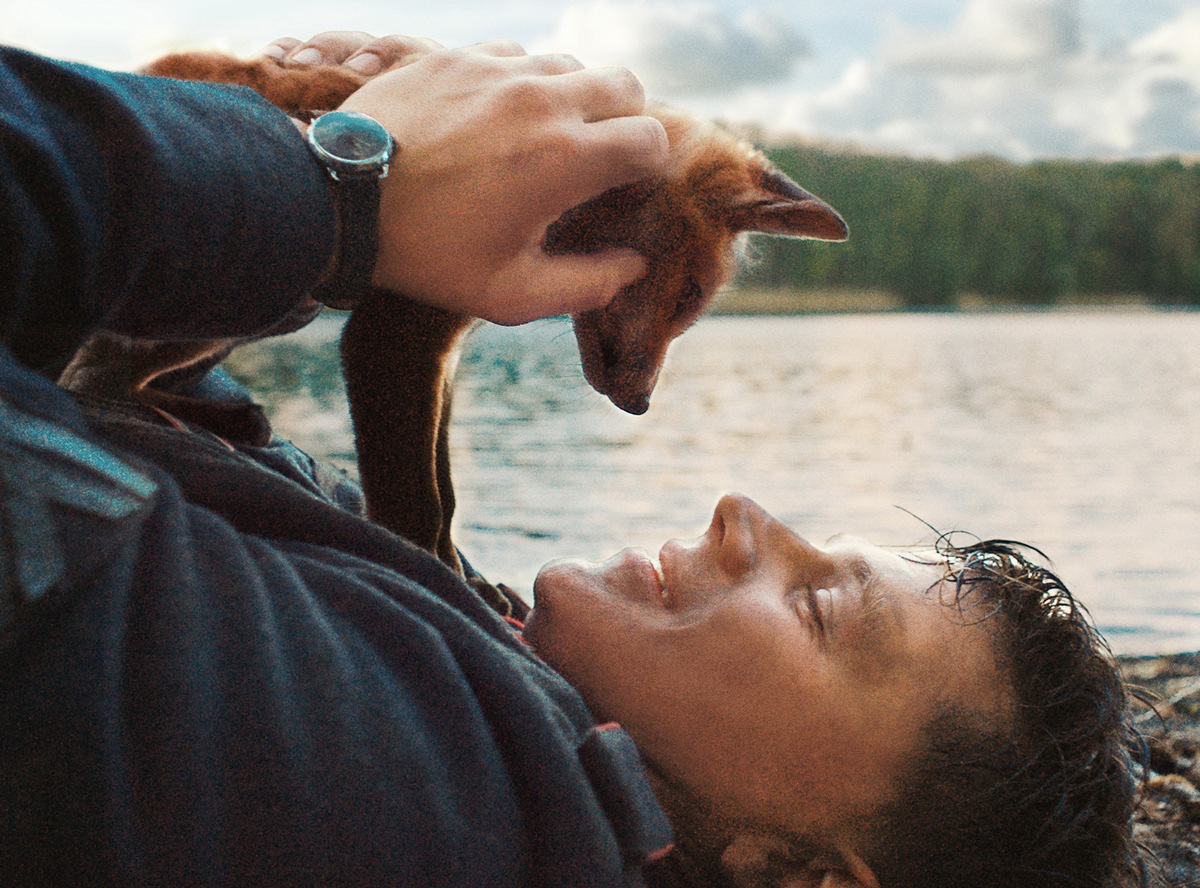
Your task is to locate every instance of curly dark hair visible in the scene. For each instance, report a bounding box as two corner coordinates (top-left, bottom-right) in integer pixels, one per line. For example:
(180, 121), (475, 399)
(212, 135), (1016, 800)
(865, 537), (1142, 888)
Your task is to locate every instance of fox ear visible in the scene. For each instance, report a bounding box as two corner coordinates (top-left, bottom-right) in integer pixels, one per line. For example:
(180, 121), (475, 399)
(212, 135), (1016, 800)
(728, 168), (849, 242)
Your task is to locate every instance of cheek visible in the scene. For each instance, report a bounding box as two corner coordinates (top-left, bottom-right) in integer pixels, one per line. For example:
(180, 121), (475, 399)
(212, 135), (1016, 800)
(667, 673), (909, 828)
(623, 609), (833, 791)
(650, 616), (926, 825)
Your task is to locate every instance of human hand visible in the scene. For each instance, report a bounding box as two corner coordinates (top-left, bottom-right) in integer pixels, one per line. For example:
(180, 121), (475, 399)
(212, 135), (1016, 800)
(335, 42), (670, 325)
(262, 30), (444, 76)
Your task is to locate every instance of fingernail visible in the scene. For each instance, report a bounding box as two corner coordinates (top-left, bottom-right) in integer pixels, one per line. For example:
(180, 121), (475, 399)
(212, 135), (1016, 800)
(289, 47), (324, 65)
(262, 44), (286, 60)
(346, 52), (382, 74)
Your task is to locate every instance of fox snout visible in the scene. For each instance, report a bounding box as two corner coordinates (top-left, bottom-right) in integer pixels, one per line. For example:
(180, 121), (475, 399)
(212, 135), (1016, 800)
(572, 308), (665, 416)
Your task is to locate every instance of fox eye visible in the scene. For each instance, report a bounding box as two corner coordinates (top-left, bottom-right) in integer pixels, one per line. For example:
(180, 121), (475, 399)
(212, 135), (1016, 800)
(671, 279), (704, 322)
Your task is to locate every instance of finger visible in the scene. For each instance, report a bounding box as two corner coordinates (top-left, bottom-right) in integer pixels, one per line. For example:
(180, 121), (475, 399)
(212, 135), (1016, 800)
(558, 114), (670, 208)
(512, 52), (586, 76)
(261, 38), (302, 60)
(549, 66), (647, 123)
(345, 34), (444, 75)
(286, 31), (380, 66)
(482, 248), (648, 325)
(462, 39), (528, 58)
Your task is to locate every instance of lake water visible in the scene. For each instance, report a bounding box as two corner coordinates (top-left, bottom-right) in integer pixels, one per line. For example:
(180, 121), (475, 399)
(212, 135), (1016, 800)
(226, 309), (1200, 656)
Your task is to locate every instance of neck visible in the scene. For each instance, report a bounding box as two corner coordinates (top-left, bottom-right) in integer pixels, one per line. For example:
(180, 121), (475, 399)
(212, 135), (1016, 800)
(643, 766), (733, 882)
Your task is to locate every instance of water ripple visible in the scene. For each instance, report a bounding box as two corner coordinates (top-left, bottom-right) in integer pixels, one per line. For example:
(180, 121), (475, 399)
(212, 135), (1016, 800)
(228, 310), (1200, 655)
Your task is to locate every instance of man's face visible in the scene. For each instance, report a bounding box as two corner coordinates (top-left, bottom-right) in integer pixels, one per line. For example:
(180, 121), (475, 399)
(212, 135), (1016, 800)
(525, 494), (1011, 843)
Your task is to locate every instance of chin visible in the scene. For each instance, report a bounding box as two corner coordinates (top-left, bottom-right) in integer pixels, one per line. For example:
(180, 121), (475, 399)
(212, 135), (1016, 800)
(523, 569), (579, 677)
(526, 556), (600, 646)
(524, 582), (611, 717)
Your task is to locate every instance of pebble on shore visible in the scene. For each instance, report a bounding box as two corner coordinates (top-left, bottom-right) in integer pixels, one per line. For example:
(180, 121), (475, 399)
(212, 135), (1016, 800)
(1120, 653), (1200, 884)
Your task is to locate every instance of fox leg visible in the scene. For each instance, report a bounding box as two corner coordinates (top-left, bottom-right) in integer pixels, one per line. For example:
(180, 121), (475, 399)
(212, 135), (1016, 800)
(340, 290), (471, 567)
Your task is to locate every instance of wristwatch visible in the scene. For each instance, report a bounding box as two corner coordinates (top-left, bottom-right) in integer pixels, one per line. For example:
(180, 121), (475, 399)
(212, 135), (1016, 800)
(306, 110), (394, 310)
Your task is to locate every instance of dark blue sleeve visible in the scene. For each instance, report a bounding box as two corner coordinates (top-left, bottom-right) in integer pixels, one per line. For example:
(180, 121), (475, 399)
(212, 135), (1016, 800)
(0, 46), (336, 374)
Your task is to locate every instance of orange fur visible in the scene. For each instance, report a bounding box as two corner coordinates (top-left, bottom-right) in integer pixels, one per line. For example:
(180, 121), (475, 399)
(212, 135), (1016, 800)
(65, 52), (847, 611)
(142, 52), (365, 119)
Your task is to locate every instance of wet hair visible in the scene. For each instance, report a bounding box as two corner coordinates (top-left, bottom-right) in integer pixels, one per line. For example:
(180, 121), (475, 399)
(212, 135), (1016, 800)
(865, 537), (1142, 888)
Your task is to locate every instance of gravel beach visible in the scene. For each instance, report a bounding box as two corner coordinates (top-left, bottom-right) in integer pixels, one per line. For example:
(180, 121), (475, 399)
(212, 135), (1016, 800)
(1119, 653), (1200, 885)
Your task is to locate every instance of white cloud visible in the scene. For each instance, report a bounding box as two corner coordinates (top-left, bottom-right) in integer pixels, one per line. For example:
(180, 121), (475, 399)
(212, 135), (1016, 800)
(2, 0), (188, 68)
(535, 1), (810, 97)
(883, 0), (1083, 75)
(721, 0), (1200, 160)
(1128, 5), (1200, 68)
(1134, 78), (1200, 154)
(0, 0), (522, 70)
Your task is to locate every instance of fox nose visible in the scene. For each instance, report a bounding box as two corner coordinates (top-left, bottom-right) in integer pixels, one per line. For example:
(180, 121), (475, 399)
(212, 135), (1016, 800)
(602, 361), (658, 414)
(608, 390), (651, 415)
(598, 346), (658, 415)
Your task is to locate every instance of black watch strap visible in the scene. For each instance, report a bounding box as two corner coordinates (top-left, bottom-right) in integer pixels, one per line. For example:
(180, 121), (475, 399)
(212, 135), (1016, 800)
(305, 111), (393, 311)
(311, 173), (381, 310)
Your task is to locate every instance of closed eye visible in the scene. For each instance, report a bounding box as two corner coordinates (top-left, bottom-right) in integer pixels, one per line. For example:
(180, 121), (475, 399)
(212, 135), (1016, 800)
(808, 587), (826, 634)
(799, 586), (826, 635)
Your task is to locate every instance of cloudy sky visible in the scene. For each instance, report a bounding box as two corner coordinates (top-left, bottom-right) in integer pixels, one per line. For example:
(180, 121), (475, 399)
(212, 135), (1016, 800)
(3, 0), (1198, 160)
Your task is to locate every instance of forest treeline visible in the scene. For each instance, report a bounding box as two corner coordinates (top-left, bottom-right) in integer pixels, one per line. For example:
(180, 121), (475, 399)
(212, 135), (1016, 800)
(737, 144), (1200, 307)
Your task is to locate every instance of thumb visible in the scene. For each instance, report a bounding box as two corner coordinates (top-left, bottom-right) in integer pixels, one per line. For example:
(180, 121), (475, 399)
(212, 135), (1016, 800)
(478, 248), (648, 326)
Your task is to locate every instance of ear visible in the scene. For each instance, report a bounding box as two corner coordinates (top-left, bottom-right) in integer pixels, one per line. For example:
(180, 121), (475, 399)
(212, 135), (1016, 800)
(720, 833), (878, 888)
(728, 168), (849, 242)
(808, 850), (880, 888)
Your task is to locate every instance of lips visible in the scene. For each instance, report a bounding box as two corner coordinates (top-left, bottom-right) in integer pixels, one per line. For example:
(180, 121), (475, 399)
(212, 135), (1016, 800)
(658, 544), (690, 609)
(619, 548), (670, 608)
(653, 556), (671, 607)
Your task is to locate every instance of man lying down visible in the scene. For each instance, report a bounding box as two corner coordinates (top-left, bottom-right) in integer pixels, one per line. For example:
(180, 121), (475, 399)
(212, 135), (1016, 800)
(525, 493), (1141, 886)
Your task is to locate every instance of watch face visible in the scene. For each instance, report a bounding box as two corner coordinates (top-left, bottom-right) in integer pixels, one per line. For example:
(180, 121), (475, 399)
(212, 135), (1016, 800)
(310, 111), (393, 175)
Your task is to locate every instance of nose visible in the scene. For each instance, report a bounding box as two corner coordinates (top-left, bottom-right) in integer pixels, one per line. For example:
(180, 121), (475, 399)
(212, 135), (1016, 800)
(706, 493), (768, 577)
(712, 492), (762, 527)
(711, 493), (839, 577)
(657, 493), (756, 585)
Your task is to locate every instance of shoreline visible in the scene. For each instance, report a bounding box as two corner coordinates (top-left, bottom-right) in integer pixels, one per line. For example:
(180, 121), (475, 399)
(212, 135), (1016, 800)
(710, 286), (1200, 316)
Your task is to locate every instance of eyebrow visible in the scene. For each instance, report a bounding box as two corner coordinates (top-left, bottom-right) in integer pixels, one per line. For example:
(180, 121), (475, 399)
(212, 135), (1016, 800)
(848, 554), (876, 587)
(850, 555), (896, 643)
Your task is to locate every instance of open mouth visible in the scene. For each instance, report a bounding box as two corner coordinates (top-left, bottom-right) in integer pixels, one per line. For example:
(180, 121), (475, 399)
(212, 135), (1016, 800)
(624, 548), (672, 608)
(652, 556), (671, 607)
